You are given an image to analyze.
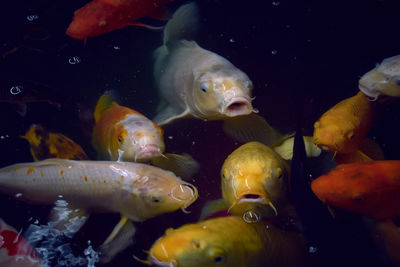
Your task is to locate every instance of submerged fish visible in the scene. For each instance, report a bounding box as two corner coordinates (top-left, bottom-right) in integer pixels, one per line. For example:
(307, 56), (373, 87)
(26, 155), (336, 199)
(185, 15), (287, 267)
(66, 0), (171, 41)
(0, 218), (41, 267)
(21, 124), (88, 161)
(93, 92), (165, 162)
(311, 160), (400, 221)
(153, 3), (275, 143)
(0, 159), (198, 222)
(145, 216), (310, 267)
(359, 55), (400, 100)
(200, 142), (291, 221)
(313, 91), (374, 154)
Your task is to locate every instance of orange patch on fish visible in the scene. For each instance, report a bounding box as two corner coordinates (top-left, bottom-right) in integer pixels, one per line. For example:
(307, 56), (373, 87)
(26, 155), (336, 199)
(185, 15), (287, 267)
(136, 132), (143, 137)
(121, 176), (124, 180)
(26, 168), (35, 175)
(84, 176), (88, 182)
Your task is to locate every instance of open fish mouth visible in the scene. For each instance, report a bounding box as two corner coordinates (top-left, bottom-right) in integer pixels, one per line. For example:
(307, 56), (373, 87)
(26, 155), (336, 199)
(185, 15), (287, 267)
(238, 193), (266, 204)
(137, 145), (162, 160)
(222, 97), (253, 117)
(149, 256), (178, 267)
(358, 83), (379, 100)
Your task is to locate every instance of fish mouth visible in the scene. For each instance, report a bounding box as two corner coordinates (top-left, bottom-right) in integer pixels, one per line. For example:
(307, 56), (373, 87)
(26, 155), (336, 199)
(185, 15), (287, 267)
(136, 145), (162, 160)
(238, 193), (267, 204)
(222, 97), (253, 117)
(358, 83), (379, 101)
(149, 256), (178, 267)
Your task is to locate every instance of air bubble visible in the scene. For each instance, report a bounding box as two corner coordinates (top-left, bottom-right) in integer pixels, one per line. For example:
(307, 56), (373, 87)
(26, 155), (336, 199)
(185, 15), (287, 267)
(243, 210), (261, 223)
(68, 56), (81, 65)
(271, 50), (278, 55)
(27, 15), (39, 21)
(272, 1), (280, 6)
(10, 85), (23, 95)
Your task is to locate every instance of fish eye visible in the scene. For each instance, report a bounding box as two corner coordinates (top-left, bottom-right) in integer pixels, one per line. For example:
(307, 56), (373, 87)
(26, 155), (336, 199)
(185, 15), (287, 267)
(118, 136), (123, 143)
(213, 255), (225, 264)
(347, 132), (355, 140)
(200, 82), (209, 93)
(150, 195), (162, 203)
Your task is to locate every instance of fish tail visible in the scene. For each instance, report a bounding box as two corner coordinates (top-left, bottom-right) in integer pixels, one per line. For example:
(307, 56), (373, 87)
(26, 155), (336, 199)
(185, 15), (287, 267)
(94, 91), (118, 122)
(162, 2), (199, 45)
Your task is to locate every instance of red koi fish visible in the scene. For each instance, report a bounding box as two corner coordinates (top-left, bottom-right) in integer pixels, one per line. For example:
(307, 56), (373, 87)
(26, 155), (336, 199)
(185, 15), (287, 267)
(0, 219), (41, 267)
(311, 161), (400, 220)
(66, 0), (172, 41)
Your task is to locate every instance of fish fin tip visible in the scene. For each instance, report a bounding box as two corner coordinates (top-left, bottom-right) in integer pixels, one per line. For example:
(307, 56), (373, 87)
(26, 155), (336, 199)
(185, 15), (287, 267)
(94, 91), (118, 122)
(199, 199), (227, 221)
(151, 153), (199, 180)
(223, 113), (281, 145)
(153, 107), (190, 126)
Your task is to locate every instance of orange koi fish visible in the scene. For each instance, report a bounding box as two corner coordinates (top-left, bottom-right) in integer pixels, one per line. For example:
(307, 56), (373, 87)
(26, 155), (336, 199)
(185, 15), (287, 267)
(313, 91), (374, 155)
(311, 161), (400, 221)
(92, 92), (165, 162)
(66, 0), (172, 41)
(0, 218), (41, 267)
(21, 124), (88, 161)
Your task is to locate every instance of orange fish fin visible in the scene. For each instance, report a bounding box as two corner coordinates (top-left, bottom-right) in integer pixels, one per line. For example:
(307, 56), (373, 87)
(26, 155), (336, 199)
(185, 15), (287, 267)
(94, 91), (119, 122)
(126, 22), (164, 30)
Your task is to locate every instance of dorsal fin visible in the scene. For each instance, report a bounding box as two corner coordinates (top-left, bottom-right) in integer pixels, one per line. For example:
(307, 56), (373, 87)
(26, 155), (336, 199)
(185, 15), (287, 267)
(94, 91), (118, 122)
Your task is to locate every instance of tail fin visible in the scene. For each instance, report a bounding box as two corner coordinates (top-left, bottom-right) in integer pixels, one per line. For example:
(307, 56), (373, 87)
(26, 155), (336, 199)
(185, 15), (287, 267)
(94, 91), (118, 122)
(163, 2), (199, 45)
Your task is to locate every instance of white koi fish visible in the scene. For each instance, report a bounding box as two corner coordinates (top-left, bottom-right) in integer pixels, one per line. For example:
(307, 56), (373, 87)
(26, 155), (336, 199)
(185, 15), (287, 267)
(0, 159), (198, 222)
(153, 3), (279, 145)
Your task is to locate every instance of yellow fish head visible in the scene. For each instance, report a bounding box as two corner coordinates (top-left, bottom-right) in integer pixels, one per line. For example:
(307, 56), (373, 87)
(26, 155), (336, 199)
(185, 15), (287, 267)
(192, 68), (254, 119)
(118, 167), (198, 221)
(221, 142), (289, 218)
(313, 120), (356, 154)
(359, 55), (400, 99)
(148, 223), (234, 267)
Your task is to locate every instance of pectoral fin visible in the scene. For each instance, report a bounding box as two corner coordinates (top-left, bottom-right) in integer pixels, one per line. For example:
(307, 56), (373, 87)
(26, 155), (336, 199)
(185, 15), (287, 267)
(199, 199), (228, 221)
(153, 106), (192, 126)
(99, 216), (136, 263)
(222, 113), (281, 145)
(273, 135), (322, 160)
(151, 153), (199, 180)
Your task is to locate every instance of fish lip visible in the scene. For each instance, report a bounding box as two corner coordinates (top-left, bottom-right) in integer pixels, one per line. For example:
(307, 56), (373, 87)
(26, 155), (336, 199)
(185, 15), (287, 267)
(238, 196), (266, 204)
(136, 145), (162, 160)
(358, 83), (379, 100)
(222, 97), (253, 117)
(149, 256), (178, 267)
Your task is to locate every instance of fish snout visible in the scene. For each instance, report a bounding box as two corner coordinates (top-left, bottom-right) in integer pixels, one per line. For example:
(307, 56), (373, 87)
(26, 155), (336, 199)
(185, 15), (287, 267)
(222, 96), (253, 117)
(171, 183), (198, 203)
(137, 144), (163, 160)
(149, 256), (178, 267)
(238, 193), (266, 203)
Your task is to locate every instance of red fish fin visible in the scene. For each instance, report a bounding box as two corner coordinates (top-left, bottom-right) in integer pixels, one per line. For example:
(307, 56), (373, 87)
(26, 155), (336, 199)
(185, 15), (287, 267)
(326, 204), (336, 218)
(126, 22), (164, 30)
(148, 6), (171, 21)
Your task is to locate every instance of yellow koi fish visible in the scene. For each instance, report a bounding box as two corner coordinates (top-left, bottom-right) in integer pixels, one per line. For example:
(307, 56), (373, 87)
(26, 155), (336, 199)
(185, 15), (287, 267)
(200, 142), (290, 221)
(92, 92), (165, 162)
(313, 91), (374, 155)
(144, 216), (311, 267)
(153, 3), (278, 145)
(21, 124), (88, 161)
(0, 159), (198, 222)
(359, 55), (400, 100)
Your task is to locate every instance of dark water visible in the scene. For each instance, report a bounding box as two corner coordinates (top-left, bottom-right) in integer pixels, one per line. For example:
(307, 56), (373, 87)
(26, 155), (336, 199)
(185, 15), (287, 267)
(0, 0), (400, 266)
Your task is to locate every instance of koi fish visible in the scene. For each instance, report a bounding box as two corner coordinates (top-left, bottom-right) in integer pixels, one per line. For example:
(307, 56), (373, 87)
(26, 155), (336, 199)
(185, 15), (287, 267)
(0, 218), (41, 267)
(21, 124), (89, 161)
(311, 160), (400, 221)
(200, 142), (291, 221)
(144, 216), (311, 267)
(66, 0), (172, 41)
(93, 92), (165, 162)
(313, 91), (374, 154)
(153, 3), (277, 144)
(0, 159), (198, 222)
(359, 55), (400, 100)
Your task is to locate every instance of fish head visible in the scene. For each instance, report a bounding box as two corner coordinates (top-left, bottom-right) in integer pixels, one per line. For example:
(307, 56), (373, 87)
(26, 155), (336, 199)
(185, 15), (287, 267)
(66, 1), (121, 40)
(359, 55), (400, 99)
(221, 142), (289, 218)
(313, 119), (357, 154)
(118, 166), (198, 221)
(148, 223), (235, 267)
(110, 118), (165, 162)
(192, 68), (254, 119)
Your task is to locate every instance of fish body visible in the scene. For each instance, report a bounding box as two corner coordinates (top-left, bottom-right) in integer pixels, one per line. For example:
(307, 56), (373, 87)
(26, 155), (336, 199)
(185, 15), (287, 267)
(92, 93), (165, 162)
(153, 3), (254, 125)
(147, 216), (310, 267)
(66, 0), (171, 40)
(22, 124), (88, 161)
(0, 159), (197, 222)
(313, 91), (374, 154)
(359, 55), (400, 100)
(0, 218), (41, 267)
(221, 142), (290, 218)
(311, 160), (400, 220)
